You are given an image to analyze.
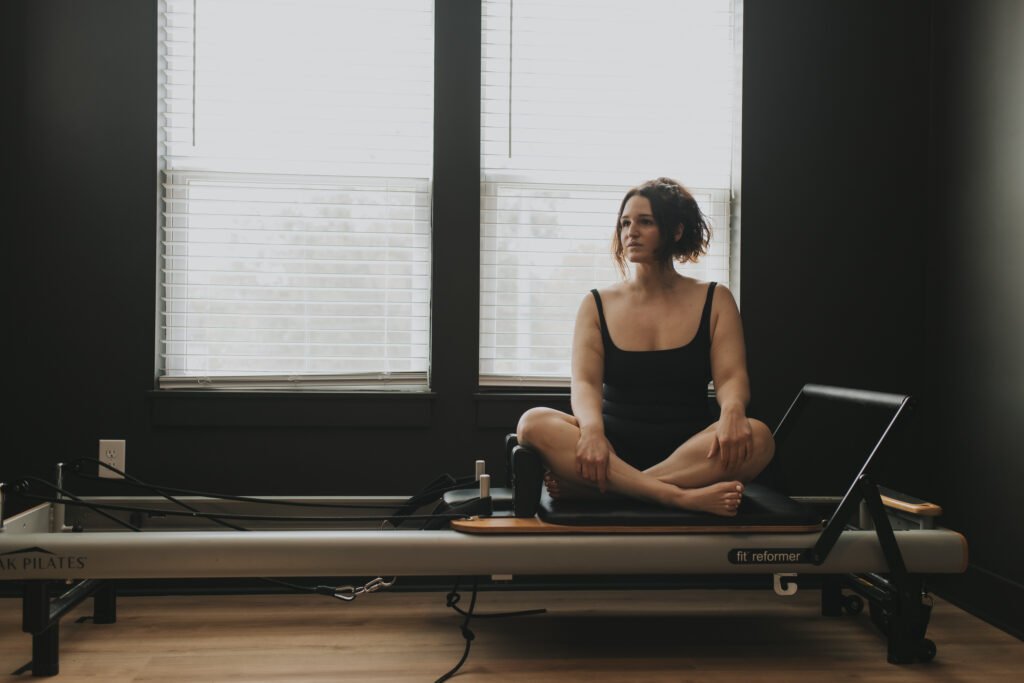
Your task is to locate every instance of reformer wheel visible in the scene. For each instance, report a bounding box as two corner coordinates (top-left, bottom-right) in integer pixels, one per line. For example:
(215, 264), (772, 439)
(869, 599), (890, 632)
(841, 594), (864, 615)
(918, 638), (937, 662)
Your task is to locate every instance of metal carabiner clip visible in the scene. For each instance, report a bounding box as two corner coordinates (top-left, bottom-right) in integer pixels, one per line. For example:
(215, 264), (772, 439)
(332, 586), (358, 602)
(363, 577), (396, 594)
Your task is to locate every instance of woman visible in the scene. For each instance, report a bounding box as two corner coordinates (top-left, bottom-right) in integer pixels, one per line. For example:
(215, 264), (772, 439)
(516, 178), (775, 517)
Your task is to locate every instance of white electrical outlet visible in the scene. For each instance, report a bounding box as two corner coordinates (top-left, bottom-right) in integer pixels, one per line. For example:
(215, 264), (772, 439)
(98, 439), (126, 479)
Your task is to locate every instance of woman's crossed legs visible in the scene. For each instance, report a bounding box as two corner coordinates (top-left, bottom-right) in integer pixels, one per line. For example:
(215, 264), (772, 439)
(516, 407), (775, 517)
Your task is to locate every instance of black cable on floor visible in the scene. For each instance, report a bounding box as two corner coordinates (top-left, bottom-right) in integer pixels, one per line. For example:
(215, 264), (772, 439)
(434, 572), (548, 680)
(436, 578), (479, 683)
(448, 603), (546, 619)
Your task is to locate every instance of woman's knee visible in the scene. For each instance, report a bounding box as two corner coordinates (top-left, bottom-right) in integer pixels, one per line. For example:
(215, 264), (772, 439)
(516, 407), (563, 447)
(749, 419), (776, 462)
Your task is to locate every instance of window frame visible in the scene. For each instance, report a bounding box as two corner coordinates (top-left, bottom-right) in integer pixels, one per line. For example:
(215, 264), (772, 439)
(151, 1), (483, 426)
(152, 1), (739, 428)
(155, 0), (438, 392)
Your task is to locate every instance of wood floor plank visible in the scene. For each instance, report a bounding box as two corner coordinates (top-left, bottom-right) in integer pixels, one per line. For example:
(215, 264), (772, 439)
(1, 589), (1020, 681)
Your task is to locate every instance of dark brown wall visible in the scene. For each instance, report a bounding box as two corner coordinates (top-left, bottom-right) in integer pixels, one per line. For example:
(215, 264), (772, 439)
(925, 0), (1024, 636)
(741, 0), (932, 494)
(4, 0), (1022, 636)
(742, 0), (1022, 636)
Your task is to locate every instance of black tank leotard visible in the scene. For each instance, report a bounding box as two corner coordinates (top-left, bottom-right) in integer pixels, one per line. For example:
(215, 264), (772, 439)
(591, 282), (717, 471)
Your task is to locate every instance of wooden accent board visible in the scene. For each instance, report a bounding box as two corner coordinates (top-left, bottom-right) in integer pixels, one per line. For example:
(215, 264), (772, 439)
(881, 494), (943, 517)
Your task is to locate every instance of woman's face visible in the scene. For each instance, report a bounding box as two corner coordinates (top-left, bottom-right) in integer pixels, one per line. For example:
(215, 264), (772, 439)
(619, 195), (662, 263)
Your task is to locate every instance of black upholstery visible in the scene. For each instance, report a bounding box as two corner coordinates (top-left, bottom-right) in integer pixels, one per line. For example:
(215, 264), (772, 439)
(538, 482), (822, 527)
(443, 487), (513, 512)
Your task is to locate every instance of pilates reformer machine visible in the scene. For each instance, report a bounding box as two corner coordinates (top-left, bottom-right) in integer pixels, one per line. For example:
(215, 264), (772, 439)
(0, 385), (967, 678)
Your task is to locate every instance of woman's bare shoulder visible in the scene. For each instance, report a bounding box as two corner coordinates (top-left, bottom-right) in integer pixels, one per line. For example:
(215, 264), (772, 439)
(593, 282), (629, 302)
(670, 276), (715, 300)
(677, 275), (707, 290)
(708, 283), (741, 340)
(575, 289), (600, 319)
(710, 281), (738, 307)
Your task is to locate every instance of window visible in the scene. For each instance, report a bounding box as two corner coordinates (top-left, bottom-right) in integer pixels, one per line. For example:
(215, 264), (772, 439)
(157, 1), (741, 392)
(479, 0), (742, 386)
(158, 0), (433, 390)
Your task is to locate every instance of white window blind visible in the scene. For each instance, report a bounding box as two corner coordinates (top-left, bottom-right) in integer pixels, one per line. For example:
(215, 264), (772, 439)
(158, 0), (433, 390)
(480, 0), (741, 386)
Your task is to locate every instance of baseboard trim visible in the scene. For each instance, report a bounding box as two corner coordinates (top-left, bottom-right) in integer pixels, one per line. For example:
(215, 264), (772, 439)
(933, 563), (1024, 640)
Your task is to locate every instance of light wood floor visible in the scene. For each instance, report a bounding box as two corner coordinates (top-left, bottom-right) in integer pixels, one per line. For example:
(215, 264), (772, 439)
(1, 588), (1020, 682)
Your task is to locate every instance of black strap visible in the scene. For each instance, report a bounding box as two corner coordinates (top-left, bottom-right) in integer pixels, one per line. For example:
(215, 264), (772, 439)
(593, 283), (717, 345)
(590, 288), (611, 347)
(699, 281), (717, 338)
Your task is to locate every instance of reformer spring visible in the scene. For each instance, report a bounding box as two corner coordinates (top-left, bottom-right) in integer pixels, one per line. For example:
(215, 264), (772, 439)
(13, 486), (468, 526)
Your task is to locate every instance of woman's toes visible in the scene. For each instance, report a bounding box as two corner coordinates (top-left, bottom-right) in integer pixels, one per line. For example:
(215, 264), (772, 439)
(543, 473), (563, 499)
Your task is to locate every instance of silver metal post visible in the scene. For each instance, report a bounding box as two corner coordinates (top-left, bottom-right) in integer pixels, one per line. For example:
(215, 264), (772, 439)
(52, 463), (67, 533)
(859, 500), (873, 530)
(475, 459), (486, 481)
(479, 473), (491, 499)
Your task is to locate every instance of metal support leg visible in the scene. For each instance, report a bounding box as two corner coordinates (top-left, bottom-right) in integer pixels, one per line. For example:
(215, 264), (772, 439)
(93, 582), (117, 624)
(30, 626), (60, 677)
(22, 581), (59, 676)
(21, 580), (110, 676)
(22, 581), (49, 636)
(821, 575), (843, 617)
(886, 575), (925, 664)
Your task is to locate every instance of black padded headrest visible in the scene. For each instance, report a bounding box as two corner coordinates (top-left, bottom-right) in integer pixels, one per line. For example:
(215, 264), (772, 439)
(538, 482), (822, 527)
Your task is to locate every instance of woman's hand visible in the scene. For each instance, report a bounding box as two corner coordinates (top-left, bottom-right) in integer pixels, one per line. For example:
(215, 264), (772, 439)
(576, 428), (614, 493)
(707, 408), (754, 472)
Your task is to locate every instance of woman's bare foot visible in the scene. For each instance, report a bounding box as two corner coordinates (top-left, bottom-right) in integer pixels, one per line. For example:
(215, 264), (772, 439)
(543, 471), (606, 501)
(674, 481), (744, 517)
(543, 471), (560, 498)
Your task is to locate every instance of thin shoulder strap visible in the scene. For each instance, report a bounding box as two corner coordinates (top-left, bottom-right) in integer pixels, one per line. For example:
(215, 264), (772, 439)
(590, 289), (612, 346)
(699, 282), (718, 337)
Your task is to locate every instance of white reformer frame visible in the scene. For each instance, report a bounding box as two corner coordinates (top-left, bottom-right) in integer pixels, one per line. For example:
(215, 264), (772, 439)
(0, 385), (970, 674)
(0, 486), (967, 677)
(0, 500), (966, 580)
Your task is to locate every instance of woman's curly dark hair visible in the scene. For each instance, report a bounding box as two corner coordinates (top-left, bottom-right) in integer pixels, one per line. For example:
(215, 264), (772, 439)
(612, 177), (712, 277)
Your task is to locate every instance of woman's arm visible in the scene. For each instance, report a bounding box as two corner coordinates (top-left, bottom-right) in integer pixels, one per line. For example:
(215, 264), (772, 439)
(570, 293), (615, 491)
(708, 285), (754, 471)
